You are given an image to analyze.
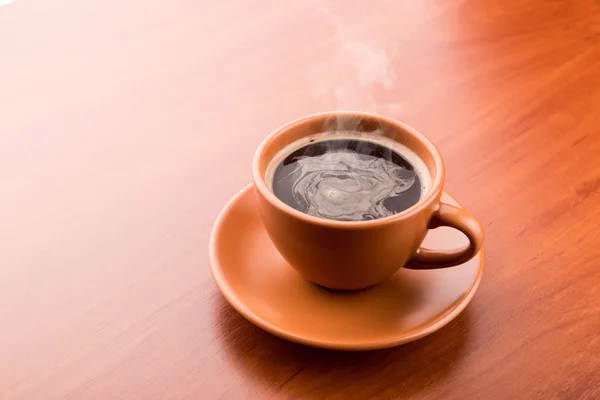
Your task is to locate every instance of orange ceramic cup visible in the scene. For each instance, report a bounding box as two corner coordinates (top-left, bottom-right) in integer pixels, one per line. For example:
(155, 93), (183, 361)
(253, 112), (483, 290)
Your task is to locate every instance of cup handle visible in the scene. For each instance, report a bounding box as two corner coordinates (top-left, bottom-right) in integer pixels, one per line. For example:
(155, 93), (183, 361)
(410, 202), (484, 268)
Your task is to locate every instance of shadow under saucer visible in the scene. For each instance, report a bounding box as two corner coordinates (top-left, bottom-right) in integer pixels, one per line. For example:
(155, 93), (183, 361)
(212, 294), (473, 398)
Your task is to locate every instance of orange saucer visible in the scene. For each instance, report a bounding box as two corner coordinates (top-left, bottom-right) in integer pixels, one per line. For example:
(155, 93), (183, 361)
(209, 184), (484, 350)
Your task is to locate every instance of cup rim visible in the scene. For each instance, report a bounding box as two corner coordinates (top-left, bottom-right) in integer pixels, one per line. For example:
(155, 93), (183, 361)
(252, 111), (444, 228)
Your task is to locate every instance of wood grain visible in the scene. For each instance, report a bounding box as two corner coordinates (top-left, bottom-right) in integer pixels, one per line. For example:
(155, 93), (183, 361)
(1, 0), (599, 398)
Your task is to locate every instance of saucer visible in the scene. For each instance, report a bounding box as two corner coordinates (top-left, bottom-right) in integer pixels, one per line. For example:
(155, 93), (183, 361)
(209, 184), (484, 351)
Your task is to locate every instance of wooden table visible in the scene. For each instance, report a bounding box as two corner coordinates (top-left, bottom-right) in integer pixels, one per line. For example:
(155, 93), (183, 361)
(1, 0), (599, 398)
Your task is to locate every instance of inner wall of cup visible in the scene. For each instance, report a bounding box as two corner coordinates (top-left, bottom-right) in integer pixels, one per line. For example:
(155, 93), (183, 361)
(258, 114), (439, 190)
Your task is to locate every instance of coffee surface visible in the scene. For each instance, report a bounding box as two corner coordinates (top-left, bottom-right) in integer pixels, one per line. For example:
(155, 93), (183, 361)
(269, 137), (426, 221)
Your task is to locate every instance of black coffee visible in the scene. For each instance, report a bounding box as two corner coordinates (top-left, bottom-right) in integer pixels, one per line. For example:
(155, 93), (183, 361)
(270, 137), (426, 221)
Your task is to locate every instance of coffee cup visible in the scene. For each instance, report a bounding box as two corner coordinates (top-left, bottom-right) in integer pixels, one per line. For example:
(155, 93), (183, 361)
(252, 111), (483, 290)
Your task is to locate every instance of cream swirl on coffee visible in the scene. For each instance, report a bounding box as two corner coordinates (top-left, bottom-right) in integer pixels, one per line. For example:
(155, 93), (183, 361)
(267, 133), (430, 222)
(290, 149), (416, 220)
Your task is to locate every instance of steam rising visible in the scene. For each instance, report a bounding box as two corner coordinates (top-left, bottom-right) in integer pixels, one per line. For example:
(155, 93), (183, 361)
(308, 0), (410, 116)
(265, 2), (429, 222)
